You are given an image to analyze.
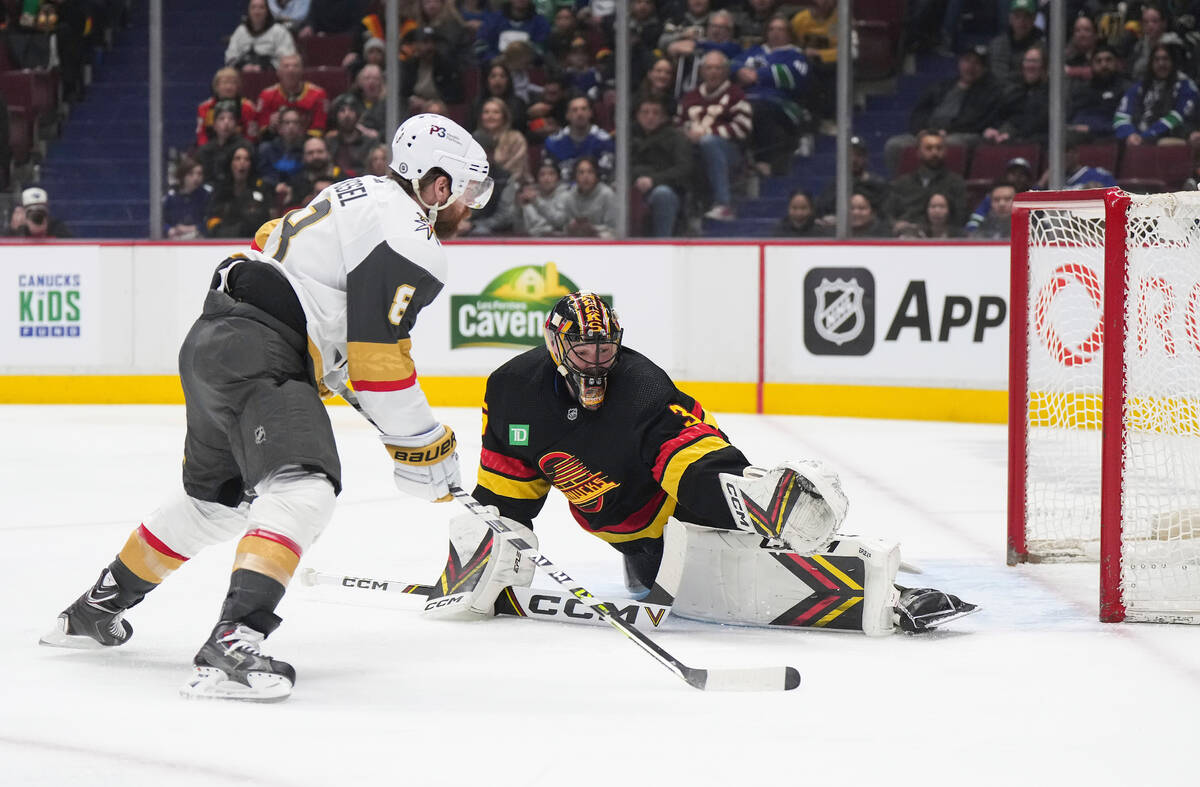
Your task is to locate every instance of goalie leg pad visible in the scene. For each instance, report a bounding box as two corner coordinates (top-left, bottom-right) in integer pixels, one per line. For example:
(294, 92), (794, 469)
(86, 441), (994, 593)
(424, 506), (537, 620)
(671, 523), (900, 636)
(719, 460), (849, 553)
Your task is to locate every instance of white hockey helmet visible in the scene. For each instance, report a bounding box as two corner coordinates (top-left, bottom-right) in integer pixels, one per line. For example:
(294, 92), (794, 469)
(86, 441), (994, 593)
(390, 113), (493, 211)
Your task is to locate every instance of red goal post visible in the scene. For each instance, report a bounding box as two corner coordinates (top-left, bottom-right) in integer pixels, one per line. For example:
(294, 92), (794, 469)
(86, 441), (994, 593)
(1009, 187), (1200, 624)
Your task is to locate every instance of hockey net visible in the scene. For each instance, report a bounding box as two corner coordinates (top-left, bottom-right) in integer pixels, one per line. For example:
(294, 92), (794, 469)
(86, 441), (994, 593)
(1009, 188), (1200, 623)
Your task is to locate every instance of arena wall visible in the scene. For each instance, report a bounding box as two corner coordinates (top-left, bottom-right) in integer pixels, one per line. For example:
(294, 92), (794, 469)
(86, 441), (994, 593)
(0, 239), (1011, 422)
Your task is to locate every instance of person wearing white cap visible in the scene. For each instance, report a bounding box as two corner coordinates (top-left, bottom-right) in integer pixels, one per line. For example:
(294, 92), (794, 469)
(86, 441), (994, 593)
(7, 187), (72, 238)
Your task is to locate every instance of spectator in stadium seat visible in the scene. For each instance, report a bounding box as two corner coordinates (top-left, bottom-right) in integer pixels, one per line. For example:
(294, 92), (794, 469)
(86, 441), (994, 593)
(670, 9), (744, 99)
(257, 53), (328, 137)
(281, 136), (342, 209)
(658, 0), (712, 60)
(631, 96), (692, 237)
(1069, 44), (1131, 139)
(678, 50), (753, 221)
(343, 37), (387, 79)
(257, 106), (308, 187)
(789, 0), (838, 125)
(967, 156), (1033, 233)
(735, 0), (782, 49)
(324, 94), (377, 177)
(365, 142), (390, 177)
(849, 192), (888, 238)
(917, 192), (963, 239)
(1124, 3), (1171, 81)
(226, 0), (297, 71)
(399, 26), (464, 114)
(347, 64), (388, 136)
(634, 57), (678, 120)
(206, 143), (273, 238)
(546, 7), (582, 68)
(515, 158), (570, 236)
(734, 14), (810, 177)
(544, 95), (615, 183)
(196, 101), (254, 183)
(473, 97), (530, 184)
(420, 0), (471, 55)
(884, 130), (967, 233)
(470, 62), (529, 135)
(300, 0), (369, 37)
(499, 40), (544, 105)
(526, 75), (570, 141)
(987, 0), (1043, 83)
(967, 181), (1016, 240)
(564, 156), (616, 238)
(1115, 43), (1199, 146)
(1057, 139), (1117, 189)
(197, 68), (260, 146)
(1064, 13), (1099, 82)
(774, 189), (829, 238)
(816, 135), (889, 222)
(560, 37), (606, 103)
(7, 187), (72, 239)
(884, 44), (998, 175)
(163, 157), (213, 240)
(269, 0), (310, 34)
(984, 45), (1049, 145)
(475, 0), (551, 64)
(629, 0), (664, 87)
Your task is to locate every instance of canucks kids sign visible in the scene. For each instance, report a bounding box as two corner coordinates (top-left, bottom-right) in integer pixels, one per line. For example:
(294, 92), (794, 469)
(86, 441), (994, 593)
(451, 262), (611, 349)
(2, 246), (101, 366)
(18, 273), (81, 338)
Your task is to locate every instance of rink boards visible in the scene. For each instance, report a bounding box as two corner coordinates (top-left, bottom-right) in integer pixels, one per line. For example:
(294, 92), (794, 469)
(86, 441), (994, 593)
(0, 239), (1011, 421)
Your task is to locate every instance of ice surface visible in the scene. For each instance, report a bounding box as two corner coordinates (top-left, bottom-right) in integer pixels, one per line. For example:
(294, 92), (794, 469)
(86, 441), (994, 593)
(3, 405), (1198, 786)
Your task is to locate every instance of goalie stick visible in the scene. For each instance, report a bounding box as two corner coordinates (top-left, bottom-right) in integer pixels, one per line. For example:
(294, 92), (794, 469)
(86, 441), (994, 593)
(447, 485), (800, 692)
(298, 568), (675, 631)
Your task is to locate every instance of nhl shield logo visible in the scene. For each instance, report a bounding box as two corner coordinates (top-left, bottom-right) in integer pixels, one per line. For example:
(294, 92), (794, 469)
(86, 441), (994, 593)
(803, 267), (875, 356)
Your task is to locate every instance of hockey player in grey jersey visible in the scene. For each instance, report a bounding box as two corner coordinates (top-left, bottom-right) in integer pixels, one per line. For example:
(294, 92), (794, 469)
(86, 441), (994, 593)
(40, 114), (493, 702)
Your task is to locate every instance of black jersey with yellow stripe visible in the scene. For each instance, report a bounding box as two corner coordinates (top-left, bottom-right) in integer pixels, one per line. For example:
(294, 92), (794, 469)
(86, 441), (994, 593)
(474, 345), (750, 546)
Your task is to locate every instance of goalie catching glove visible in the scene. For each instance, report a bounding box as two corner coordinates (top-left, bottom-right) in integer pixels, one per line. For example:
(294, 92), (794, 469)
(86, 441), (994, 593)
(424, 505), (538, 620)
(382, 424), (460, 502)
(719, 460), (848, 553)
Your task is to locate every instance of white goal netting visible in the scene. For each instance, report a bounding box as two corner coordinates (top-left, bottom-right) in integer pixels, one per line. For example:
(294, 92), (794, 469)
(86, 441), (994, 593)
(1023, 192), (1200, 621)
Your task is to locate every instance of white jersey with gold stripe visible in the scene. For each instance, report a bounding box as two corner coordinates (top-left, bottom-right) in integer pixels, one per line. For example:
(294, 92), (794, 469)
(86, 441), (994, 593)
(246, 175), (447, 438)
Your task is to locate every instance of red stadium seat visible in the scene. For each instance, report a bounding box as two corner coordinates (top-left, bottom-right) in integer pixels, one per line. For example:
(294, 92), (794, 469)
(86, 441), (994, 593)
(300, 33), (353, 68)
(853, 0), (907, 25)
(0, 69), (58, 126)
(1075, 142), (1118, 173)
(304, 66), (349, 99)
(854, 21), (901, 81)
(897, 143), (967, 176)
(7, 105), (33, 165)
(1117, 143), (1192, 193)
(967, 143), (1041, 182)
(240, 68), (278, 102)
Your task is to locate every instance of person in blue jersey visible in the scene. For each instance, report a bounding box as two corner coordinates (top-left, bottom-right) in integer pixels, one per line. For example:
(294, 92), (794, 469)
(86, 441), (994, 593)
(1114, 43), (1200, 146)
(733, 14), (811, 176)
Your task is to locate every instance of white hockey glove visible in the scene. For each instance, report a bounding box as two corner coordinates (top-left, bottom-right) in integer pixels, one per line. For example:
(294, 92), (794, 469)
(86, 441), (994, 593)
(381, 424), (460, 502)
(424, 505), (538, 620)
(719, 459), (848, 553)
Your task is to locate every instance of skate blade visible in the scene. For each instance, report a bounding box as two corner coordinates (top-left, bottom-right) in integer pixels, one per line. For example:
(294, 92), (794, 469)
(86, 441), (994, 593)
(916, 603), (981, 633)
(38, 616), (109, 650)
(180, 666), (292, 703)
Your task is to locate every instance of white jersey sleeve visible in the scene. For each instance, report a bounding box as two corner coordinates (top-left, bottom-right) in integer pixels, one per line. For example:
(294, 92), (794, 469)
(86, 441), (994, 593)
(248, 175), (448, 438)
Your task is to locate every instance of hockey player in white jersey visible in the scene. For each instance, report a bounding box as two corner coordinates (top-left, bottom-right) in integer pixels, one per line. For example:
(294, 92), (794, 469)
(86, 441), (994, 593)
(39, 114), (492, 702)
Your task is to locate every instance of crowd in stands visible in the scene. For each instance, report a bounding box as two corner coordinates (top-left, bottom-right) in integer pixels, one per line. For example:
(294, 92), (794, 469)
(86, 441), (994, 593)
(11, 1), (1200, 240)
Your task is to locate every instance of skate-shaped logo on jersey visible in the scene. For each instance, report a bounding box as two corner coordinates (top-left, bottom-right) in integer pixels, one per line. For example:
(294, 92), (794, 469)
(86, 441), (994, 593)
(538, 451), (619, 512)
(803, 267), (876, 356)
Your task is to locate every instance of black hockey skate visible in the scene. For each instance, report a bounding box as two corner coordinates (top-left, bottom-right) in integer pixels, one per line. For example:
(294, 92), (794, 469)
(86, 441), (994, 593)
(39, 569), (134, 649)
(894, 586), (979, 633)
(180, 621), (295, 702)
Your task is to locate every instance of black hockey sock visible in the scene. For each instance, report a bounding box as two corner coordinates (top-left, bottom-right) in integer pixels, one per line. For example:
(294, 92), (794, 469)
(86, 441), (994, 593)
(218, 569), (286, 636)
(107, 558), (159, 609)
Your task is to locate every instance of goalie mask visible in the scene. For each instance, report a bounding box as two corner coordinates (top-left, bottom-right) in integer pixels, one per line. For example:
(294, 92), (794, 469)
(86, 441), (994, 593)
(544, 293), (622, 410)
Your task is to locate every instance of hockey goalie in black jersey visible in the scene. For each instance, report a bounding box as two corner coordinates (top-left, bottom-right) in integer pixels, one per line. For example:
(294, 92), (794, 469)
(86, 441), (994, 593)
(429, 292), (977, 636)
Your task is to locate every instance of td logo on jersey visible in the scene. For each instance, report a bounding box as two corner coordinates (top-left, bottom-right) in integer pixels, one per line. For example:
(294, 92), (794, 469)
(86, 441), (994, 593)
(804, 267), (875, 356)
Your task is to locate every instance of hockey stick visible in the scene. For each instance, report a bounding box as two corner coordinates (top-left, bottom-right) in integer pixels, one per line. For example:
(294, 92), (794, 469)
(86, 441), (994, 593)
(448, 484), (800, 692)
(298, 568), (674, 631)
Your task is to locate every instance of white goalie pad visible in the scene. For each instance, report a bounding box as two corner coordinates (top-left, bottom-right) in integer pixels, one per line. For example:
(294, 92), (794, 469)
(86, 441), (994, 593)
(672, 524), (901, 636)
